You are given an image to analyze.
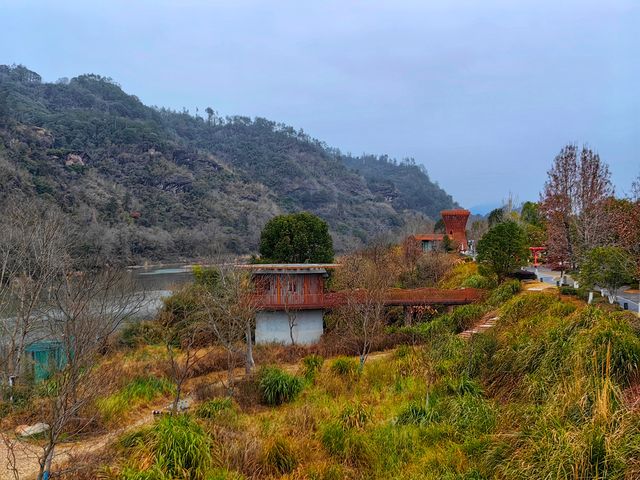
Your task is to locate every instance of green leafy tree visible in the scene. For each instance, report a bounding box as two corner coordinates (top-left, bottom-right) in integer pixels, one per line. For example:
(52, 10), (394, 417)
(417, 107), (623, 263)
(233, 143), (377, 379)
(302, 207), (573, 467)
(259, 212), (334, 263)
(579, 247), (637, 303)
(519, 202), (546, 249)
(520, 201), (542, 227)
(487, 207), (504, 228)
(477, 221), (529, 282)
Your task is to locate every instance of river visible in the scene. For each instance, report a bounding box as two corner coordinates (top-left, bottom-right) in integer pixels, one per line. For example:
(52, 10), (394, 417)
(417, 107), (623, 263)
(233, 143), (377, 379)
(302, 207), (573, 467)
(127, 264), (194, 320)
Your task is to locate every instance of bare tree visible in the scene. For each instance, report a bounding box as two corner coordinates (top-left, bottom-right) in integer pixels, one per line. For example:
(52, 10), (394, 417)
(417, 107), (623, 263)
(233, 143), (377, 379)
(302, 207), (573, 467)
(0, 197), (68, 400)
(574, 147), (614, 255)
(540, 145), (613, 270)
(164, 318), (208, 413)
(540, 145), (578, 270)
(281, 272), (300, 346)
(333, 250), (394, 367)
(34, 268), (142, 480)
(469, 219), (488, 249)
(201, 266), (256, 393)
(632, 173), (640, 202)
(403, 252), (456, 289)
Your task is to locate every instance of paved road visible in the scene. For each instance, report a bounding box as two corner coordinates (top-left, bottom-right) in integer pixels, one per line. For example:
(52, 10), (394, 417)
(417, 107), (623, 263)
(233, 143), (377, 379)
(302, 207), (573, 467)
(525, 266), (640, 315)
(618, 290), (640, 314)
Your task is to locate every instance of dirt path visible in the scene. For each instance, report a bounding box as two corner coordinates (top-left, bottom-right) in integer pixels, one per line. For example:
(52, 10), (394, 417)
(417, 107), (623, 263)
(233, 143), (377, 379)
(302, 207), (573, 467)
(0, 408), (161, 480)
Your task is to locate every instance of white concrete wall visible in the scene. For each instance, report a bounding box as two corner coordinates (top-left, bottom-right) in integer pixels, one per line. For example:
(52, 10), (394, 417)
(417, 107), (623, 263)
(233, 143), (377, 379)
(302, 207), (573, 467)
(255, 310), (324, 345)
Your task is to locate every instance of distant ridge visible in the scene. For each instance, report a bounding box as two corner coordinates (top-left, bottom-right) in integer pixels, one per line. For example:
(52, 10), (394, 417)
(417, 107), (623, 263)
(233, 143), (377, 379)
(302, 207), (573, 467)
(0, 64), (457, 263)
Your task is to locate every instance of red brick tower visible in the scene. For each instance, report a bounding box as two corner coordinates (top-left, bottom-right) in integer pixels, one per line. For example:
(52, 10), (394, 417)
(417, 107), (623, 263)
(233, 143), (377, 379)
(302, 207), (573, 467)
(441, 209), (470, 251)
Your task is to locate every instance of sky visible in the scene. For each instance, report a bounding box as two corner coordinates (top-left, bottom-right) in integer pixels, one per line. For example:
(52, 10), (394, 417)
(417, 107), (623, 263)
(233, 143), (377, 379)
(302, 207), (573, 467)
(2, 0), (638, 211)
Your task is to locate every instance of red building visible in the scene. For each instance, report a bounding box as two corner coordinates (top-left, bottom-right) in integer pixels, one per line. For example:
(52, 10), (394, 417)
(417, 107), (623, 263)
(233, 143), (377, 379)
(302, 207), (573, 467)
(244, 264), (339, 345)
(441, 209), (470, 251)
(405, 209), (471, 253)
(249, 264), (338, 310)
(245, 262), (482, 345)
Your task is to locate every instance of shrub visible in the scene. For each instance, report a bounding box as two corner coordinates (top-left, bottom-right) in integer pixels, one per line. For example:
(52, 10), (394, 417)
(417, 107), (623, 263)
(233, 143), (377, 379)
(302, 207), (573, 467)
(301, 354), (324, 381)
(487, 280), (521, 307)
(395, 345), (412, 359)
(119, 321), (164, 347)
(192, 265), (220, 288)
(118, 466), (167, 479)
(330, 357), (360, 378)
(462, 274), (493, 289)
(258, 367), (304, 405)
(439, 261), (479, 289)
(444, 375), (483, 396)
(262, 437), (297, 474)
(560, 286), (578, 296)
(153, 415), (213, 479)
(450, 304), (488, 332)
(161, 284), (203, 328)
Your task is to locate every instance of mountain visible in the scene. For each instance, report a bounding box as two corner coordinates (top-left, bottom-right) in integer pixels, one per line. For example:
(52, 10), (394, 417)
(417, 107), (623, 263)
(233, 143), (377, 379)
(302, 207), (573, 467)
(0, 64), (457, 263)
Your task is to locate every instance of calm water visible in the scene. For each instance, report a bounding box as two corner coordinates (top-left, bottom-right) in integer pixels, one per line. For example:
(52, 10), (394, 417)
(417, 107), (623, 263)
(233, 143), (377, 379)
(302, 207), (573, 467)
(127, 264), (194, 320)
(0, 264), (195, 324)
(130, 264), (194, 290)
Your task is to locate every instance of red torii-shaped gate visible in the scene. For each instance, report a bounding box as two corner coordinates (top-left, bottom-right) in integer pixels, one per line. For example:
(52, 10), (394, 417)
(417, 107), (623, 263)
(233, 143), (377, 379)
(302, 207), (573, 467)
(529, 246), (545, 267)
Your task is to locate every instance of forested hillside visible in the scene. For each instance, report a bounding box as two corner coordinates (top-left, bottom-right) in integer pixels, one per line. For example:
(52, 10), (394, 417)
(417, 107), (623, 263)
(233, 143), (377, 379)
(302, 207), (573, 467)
(0, 64), (456, 263)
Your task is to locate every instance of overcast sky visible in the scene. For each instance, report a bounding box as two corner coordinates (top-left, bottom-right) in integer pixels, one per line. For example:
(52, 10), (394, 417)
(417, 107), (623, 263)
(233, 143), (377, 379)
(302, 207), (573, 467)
(2, 0), (638, 210)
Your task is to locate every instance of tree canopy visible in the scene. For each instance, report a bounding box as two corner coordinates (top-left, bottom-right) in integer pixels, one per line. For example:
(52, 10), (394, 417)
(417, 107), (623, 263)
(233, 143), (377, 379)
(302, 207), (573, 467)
(477, 221), (529, 282)
(258, 212), (334, 264)
(579, 246), (637, 301)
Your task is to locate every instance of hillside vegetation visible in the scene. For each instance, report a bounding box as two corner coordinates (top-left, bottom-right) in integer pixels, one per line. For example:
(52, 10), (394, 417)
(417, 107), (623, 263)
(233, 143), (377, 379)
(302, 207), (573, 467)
(0, 64), (456, 263)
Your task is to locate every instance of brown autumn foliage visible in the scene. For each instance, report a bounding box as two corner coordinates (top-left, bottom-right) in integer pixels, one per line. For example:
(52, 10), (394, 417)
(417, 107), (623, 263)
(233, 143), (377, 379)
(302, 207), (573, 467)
(540, 144), (614, 270)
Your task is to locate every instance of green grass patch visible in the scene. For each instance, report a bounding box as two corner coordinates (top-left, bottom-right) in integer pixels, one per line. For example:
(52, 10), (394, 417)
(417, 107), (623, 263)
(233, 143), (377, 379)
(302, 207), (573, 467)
(320, 421), (374, 468)
(396, 397), (440, 426)
(195, 397), (235, 419)
(301, 354), (324, 381)
(330, 356), (360, 378)
(461, 274), (494, 289)
(97, 376), (174, 423)
(258, 366), (304, 406)
(119, 414), (213, 480)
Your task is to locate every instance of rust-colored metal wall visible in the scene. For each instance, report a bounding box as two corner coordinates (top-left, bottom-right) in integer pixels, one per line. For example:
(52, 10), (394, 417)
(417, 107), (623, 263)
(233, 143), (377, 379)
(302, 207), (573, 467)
(441, 209), (470, 251)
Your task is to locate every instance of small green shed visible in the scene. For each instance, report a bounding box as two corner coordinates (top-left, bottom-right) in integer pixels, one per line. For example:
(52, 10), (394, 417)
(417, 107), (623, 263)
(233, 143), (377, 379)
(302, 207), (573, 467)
(25, 341), (66, 383)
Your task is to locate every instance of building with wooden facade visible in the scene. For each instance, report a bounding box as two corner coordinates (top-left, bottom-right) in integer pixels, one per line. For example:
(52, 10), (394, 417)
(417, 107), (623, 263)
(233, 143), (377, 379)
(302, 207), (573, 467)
(245, 263), (483, 345)
(246, 264), (338, 345)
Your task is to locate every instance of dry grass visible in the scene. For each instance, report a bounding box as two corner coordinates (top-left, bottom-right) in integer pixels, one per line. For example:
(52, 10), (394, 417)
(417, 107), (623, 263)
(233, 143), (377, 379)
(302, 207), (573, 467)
(8, 273), (640, 479)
